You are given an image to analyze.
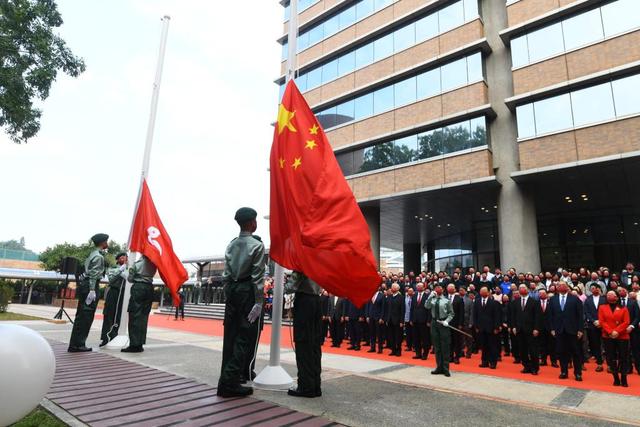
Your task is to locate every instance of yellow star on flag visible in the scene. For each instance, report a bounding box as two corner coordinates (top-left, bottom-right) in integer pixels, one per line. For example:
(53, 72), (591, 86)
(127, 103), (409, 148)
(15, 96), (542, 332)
(277, 104), (297, 134)
(309, 124), (319, 135)
(279, 158), (286, 168)
(305, 140), (317, 150)
(292, 157), (302, 170)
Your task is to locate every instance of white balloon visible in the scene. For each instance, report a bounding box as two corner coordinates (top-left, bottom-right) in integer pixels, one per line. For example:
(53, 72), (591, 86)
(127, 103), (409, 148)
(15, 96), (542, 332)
(0, 324), (56, 427)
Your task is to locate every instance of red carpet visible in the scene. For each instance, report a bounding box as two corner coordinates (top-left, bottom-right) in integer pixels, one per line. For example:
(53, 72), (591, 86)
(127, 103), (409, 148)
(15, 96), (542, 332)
(147, 313), (639, 397)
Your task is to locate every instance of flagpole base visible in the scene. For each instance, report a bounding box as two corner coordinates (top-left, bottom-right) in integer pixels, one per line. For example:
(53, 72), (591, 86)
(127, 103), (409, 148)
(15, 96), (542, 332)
(252, 365), (293, 391)
(104, 335), (129, 349)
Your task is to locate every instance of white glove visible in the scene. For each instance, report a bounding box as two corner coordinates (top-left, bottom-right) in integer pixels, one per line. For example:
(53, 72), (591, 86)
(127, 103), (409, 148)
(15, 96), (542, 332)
(119, 264), (127, 272)
(247, 303), (262, 323)
(441, 320), (449, 327)
(85, 290), (96, 305)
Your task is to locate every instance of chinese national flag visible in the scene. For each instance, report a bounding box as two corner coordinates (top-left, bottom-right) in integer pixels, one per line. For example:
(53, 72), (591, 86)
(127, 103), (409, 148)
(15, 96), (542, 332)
(270, 80), (379, 307)
(129, 179), (188, 306)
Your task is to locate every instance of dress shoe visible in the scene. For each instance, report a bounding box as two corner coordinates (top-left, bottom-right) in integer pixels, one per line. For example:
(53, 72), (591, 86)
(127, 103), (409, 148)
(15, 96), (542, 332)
(389, 351), (396, 356)
(607, 366), (613, 373)
(531, 371), (539, 376)
(99, 341), (108, 348)
(559, 372), (568, 379)
(479, 363), (489, 368)
(520, 368), (531, 374)
(453, 358), (460, 365)
(513, 359), (521, 364)
(431, 369), (443, 375)
(367, 349), (377, 353)
(421, 355), (427, 360)
(395, 352), (402, 357)
(287, 388), (318, 398)
(217, 384), (253, 397)
(539, 360), (547, 366)
(551, 362), (559, 368)
(621, 377), (628, 387)
(465, 354), (471, 359)
(121, 346), (144, 353)
(497, 356), (502, 362)
(574, 375), (582, 382)
(377, 349), (383, 354)
(595, 365), (603, 372)
(347, 346), (357, 350)
(613, 377), (621, 386)
(331, 344), (340, 348)
(354, 346), (361, 351)
(412, 355), (422, 359)
(68, 346), (92, 353)
(443, 371), (451, 377)
(489, 364), (497, 370)
(505, 352), (511, 357)
(315, 389), (322, 397)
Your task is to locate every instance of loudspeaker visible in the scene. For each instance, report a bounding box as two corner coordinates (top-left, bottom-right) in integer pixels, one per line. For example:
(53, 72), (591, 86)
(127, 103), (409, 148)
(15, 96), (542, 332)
(60, 257), (80, 275)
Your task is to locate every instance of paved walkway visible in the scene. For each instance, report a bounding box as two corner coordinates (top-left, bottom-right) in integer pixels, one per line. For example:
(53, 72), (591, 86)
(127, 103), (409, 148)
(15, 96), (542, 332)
(8, 304), (640, 426)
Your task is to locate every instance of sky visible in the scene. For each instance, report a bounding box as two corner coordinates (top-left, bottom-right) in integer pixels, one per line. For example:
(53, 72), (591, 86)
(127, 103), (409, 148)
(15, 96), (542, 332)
(0, 1), (284, 258)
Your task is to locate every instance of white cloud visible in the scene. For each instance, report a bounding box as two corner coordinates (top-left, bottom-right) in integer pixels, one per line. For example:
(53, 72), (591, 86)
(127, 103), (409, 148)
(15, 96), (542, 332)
(0, 0), (283, 257)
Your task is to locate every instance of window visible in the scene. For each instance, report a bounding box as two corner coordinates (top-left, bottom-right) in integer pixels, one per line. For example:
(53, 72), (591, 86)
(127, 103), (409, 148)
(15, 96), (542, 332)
(533, 94), (573, 135)
(356, 0), (375, 20)
(415, 13), (439, 43)
(338, 51), (356, 76)
(321, 59), (338, 83)
(463, 0), (479, 20)
(324, 15), (340, 36)
(316, 106), (337, 129)
(601, 0), (640, 38)
(612, 74), (640, 117)
(373, 85), (394, 115)
(306, 67), (322, 89)
(394, 77), (417, 107)
(561, 8), (603, 51)
(308, 25), (324, 46)
(394, 135), (418, 164)
(570, 83), (615, 127)
(516, 104), (536, 139)
(355, 43), (374, 69)
(417, 68), (441, 99)
(373, 34), (394, 61)
(466, 52), (483, 82)
(336, 100), (355, 126)
(439, 1), (464, 33)
(526, 22), (564, 64)
(295, 74), (307, 92)
(339, 5), (356, 30)
(354, 92), (374, 120)
(417, 129), (443, 160)
(442, 121), (471, 154)
(441, 57), (468, 92)
(510, 36), (528, 68)
(394, 23), (415, 52)
(469, 116), (487, 148)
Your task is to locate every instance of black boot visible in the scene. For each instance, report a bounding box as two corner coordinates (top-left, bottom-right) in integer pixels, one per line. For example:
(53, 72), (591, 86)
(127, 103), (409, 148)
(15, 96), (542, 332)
(613, 372), (620, 386)
(621, 374), (628, 387)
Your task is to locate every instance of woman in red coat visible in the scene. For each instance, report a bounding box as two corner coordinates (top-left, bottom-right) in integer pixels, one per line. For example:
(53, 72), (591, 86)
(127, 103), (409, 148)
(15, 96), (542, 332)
(598, 290), (631, 387)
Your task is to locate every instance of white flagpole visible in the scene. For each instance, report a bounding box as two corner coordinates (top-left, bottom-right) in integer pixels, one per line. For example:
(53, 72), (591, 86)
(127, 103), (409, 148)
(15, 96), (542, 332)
(253, 0), (297, 390)
(106, 16), (171, 350)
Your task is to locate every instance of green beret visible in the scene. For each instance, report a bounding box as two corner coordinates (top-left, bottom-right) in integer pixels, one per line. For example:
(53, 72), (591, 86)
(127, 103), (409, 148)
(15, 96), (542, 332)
(234, 207), (257, 224)
(91, 233), (109, 245)
(116, 252), (127, 259)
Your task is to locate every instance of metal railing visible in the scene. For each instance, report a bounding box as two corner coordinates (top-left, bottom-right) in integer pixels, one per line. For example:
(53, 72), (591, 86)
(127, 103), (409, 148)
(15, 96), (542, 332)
(0, 248), (39, 261)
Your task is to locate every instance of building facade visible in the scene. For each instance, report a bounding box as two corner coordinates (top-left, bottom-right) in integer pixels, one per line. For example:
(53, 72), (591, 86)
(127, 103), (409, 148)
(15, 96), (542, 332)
(276, 0), (640, 274)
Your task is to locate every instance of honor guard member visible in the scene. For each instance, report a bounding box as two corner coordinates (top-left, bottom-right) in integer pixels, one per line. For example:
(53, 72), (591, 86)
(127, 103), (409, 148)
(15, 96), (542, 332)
(426, 284), (455, 376)
(285, 271), (323, 397)
(68, 233), (108, 352)
(121, 254), (157, 353)
(100, 252), (128, 346)
(217, 207), (266, 398)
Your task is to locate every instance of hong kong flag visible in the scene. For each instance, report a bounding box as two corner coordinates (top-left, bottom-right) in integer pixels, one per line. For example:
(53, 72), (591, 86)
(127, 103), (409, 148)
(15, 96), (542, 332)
(129, 179), (188, 306)
(270, 80), (379, 307)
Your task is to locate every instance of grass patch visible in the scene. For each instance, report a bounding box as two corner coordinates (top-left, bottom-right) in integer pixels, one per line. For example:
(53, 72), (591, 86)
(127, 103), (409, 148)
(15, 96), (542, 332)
(0, 312), (45, 321)
(11, 407), (66, 427)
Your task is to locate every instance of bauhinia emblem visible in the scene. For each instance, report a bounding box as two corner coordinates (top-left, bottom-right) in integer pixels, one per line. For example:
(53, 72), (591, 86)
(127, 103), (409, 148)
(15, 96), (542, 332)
(147, 226), (163, 255)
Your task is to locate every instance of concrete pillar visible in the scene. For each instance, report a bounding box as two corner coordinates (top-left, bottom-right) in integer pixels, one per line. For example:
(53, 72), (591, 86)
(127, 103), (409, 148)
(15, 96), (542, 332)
(26, 283), (33, 305)
(362, 206), (380, 269)
(403, 243), (421, 274)
(483, 0), (541, 272)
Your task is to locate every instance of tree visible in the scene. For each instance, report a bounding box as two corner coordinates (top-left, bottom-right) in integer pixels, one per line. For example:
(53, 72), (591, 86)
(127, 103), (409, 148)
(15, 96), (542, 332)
(0, 0), (86, 143)
(39, 240), (126, 272)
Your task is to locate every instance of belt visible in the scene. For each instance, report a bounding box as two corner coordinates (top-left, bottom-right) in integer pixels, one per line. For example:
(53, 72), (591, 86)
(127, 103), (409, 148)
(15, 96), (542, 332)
(231, 276), (252, 283)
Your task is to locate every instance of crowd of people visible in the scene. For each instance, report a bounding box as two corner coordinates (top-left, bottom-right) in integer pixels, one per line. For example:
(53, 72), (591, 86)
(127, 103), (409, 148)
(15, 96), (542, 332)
(312, 263), (640, 387)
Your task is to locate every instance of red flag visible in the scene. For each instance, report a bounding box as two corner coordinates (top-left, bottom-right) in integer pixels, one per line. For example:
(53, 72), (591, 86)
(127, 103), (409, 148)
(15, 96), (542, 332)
(270, 80), (379, 307)
(129, 179), (188, 306)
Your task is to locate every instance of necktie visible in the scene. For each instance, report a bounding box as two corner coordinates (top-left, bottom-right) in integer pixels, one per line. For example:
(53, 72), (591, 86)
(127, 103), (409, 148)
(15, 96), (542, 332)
(542, 300), (546, 312)
(522, 298), (526, 311)
(622, 298), (626, 307)
(482, 298), (486, 307)
(560, 295), (565, 311)
(435, 297), (440, 320)
(418, 293), (422, 305)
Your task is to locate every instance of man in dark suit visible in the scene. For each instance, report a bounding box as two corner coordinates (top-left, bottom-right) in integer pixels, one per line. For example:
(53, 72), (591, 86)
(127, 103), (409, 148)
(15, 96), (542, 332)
(538, 290), (557, 367)
(384, 283), (405, 356)
(328, 296), (345, 347)
(319, 290), (332, 345)
(446, 284), (465, 364)
(367, 285), (386, 353)
(510, 284), (542, 375)
(628, 293), (640, 374)
(473, 286), (501, 369)
(345, 299), (364, 351)
(411, 283), (430, 359)
(584, 284), (605, 371)
(549, 281), (584, 381)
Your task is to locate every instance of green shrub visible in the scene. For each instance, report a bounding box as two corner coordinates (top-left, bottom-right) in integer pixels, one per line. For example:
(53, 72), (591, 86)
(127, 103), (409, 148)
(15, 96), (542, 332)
(0, 285), (14, 312)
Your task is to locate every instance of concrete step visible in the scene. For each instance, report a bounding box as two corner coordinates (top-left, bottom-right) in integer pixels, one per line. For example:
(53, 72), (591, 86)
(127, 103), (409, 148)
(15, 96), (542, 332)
(157, 303), (292, 325)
